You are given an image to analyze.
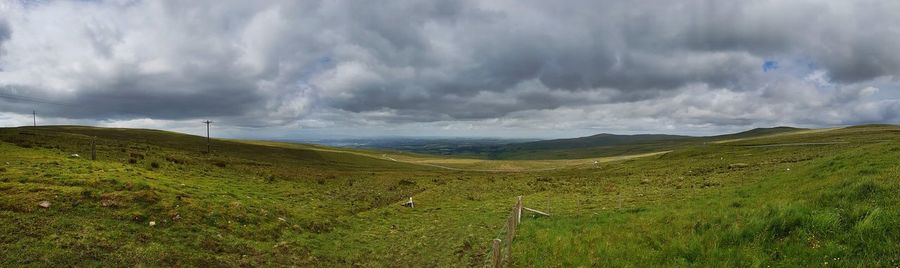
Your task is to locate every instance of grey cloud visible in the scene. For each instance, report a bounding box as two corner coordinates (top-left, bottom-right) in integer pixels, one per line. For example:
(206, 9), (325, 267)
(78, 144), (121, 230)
(0, 19), (9, 63)
(68, 72), (263, 119)
(0, 0), (898, 133)
(316, 0), (900, 123)
(0, 19), (9, 42)
(673, 0), (900, 83)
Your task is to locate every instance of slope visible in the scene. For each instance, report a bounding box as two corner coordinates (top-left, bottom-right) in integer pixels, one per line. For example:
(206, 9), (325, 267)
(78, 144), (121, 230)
(510, 124), (900, 266)
(0, 124), (897, 267)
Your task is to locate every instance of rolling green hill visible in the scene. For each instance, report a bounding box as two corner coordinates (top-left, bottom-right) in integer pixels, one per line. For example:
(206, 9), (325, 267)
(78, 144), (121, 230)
(0, 124), (897, 266)
(710, 126), (804, 140)
(464, 126), (805, 160)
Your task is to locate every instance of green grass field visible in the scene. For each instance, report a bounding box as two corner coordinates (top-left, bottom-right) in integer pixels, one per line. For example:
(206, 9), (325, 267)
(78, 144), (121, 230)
(0, 125), (897, 267)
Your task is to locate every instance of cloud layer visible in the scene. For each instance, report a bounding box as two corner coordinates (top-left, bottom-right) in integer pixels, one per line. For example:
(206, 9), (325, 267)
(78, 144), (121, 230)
(0, 0), (898, 137)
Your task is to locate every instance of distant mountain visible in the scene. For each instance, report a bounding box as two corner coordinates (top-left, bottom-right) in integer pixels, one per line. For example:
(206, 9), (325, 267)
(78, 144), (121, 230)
(500, 133), (693, 151)
(292, 126), (810, 160)
(503, 126), (806, 151)
(454, 126), (807, 159)
(708, 126), (804, 141)
(301, 137), (537, 156)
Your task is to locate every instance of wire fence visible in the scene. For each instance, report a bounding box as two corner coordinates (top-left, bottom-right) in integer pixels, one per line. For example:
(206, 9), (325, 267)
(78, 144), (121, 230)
(481, 196), (527, 268)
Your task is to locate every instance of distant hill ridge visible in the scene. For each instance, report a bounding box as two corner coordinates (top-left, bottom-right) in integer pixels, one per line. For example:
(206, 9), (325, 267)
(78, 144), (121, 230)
(710, 126), (804, 140)
(466, 126), (810, 159)
(502, 133), (693, 151)
(504, 126), (804, 150)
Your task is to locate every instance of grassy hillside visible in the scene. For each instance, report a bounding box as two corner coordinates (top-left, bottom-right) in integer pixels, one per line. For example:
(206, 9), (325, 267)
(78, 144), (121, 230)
(0, 125), (897, 266)
(512, 125), (900, 266)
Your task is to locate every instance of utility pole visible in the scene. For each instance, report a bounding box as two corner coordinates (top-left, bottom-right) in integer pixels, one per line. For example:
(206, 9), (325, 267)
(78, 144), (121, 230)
(32, 110), (36, 127)
(203, 120), (213, 153)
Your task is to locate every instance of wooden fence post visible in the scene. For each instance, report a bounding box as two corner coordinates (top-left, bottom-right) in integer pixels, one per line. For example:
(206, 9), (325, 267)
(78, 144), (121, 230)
(491, 239), (502, 268)
(506, 207), (517, 265)
(516, 196), (523, 224)
(90, 138), (96, 161)
(491, 196), (529, 267)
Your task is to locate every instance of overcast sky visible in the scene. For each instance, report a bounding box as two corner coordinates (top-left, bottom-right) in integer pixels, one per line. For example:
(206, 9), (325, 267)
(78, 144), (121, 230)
(1, 0), (899, 139)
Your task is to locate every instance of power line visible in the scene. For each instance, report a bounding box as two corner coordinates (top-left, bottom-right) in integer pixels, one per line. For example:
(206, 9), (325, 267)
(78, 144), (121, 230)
(0, 91), (75, 127)
(0, 92), (74, 106)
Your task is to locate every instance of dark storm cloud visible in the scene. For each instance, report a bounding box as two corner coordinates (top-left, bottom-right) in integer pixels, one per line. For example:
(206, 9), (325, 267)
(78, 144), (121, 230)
(669, 0), (900, 83)
(308, 1), (765, 118)
(0, 0), (898, 131)
(68, 73), (263, 119)
(313, 0), (900, 122)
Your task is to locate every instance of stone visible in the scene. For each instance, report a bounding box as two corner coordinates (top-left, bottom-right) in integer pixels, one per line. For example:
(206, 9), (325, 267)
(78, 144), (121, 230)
(728, 163), (749, 168)
(402, 197), (414, 208)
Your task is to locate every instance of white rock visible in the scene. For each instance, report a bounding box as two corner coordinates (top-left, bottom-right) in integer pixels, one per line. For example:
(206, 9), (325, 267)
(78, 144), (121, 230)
(149, 221), (156, 226)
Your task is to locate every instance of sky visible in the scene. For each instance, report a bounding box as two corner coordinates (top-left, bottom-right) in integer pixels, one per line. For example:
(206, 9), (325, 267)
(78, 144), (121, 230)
(1, 0), (899, 139)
